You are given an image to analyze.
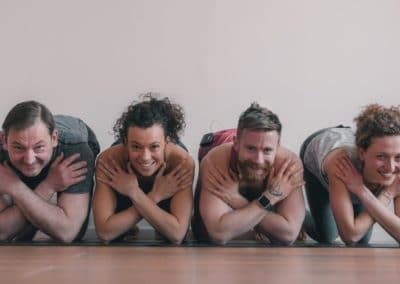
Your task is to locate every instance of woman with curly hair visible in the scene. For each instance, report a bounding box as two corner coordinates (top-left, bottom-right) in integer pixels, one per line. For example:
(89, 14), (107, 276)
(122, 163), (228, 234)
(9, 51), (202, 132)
(93, 94), (194, 244)
(301, 104), (400, 245)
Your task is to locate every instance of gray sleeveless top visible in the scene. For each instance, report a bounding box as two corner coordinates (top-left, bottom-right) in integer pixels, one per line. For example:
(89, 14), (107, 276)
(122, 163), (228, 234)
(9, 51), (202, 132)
(303, 127), (362, 203)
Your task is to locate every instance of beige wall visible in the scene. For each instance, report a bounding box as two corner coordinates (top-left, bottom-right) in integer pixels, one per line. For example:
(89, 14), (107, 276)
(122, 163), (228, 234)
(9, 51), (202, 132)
(1, 0), (399, 243)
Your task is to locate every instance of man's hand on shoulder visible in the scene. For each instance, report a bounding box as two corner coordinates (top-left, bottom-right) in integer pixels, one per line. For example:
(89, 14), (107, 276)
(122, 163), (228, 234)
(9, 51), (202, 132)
(0, 162), (24, 196)
(263, 158), (304, 205)
(204, 162), (246, 209)
(43, 152), (88, 193)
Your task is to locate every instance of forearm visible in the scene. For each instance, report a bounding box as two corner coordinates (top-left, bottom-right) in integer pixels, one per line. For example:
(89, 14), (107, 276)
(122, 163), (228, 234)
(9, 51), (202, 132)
(131, 190), (189, 244)
(357, 189), (400, 242)
(1, 181), (73, 242)
(95, 206), (143, 242)
(11, 189), (79, 242)
(229, 194), (250, 209)
(0, 194), (13, 212)
(0, 206), (29, 241)
(33, 181), (56, 201)
(207, 201), (267, 244)
(339, 189), (391, 244)
(256, 212), (301, 244)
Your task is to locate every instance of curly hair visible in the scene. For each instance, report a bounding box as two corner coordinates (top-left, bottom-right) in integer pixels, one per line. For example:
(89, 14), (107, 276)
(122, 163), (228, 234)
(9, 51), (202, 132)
(354, 103), (400, 149)
(237, 102), (282, 138)
(113, 93), (186, 143)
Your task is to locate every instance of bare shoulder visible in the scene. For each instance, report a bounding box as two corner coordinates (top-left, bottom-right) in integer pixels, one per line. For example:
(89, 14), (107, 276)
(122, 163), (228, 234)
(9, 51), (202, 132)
(200, 143), (232, 173)
(165, 143), (194, 172)
(323, 148), (347, 176)
(275, 145), (302, 169)
(97, 144), (128, 169)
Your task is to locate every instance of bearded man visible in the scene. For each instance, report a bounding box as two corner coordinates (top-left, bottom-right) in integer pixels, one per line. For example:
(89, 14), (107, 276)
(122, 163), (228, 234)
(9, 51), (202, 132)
(192, 103), (305, 245)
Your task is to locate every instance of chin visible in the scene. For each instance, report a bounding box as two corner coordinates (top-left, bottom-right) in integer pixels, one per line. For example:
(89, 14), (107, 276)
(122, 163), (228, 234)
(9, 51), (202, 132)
(241, 175), (266, 187)
(136, 166), (159, 177)
(21, 168), (42, 177)
(380, 178), (396, 187)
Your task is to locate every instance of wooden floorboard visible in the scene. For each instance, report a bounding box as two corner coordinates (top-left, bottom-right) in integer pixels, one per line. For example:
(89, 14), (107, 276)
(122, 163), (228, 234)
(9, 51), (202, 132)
(0, 246), (399, 284)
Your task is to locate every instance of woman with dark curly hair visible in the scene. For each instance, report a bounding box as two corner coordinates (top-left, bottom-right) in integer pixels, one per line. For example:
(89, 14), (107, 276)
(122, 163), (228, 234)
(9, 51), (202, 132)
(301, 104), (400, 245)
(93, 94), (194, 244)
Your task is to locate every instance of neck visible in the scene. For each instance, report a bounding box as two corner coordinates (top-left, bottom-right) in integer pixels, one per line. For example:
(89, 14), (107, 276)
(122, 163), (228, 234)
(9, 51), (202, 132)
(363, 178), (384, 195)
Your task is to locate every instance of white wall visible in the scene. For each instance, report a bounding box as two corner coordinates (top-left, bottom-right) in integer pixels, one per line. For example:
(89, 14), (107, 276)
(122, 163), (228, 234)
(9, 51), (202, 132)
(1, 0), (399, 243)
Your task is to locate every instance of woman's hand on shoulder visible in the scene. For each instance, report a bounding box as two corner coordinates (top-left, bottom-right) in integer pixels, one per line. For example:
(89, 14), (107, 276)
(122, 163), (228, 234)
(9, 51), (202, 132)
(96, 159), (140, 198)
(151, 159), (194, 203)
(332, 154), (364, 196)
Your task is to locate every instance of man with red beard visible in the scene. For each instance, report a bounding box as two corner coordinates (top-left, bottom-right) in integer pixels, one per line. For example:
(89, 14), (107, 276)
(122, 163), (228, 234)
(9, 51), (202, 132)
(193, 103), (305, 244)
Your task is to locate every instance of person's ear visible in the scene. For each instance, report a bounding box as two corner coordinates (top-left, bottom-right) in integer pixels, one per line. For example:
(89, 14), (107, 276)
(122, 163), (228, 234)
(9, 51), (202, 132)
(233, 135), (239, 152)
(51, 130), (59, 147)
(358, 147), (366, 162)
(1, 132), (8, 151)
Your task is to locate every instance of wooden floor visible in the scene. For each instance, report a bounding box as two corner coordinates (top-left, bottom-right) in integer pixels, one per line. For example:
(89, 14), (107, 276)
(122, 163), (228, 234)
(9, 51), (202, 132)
(0, 246), (399, 284)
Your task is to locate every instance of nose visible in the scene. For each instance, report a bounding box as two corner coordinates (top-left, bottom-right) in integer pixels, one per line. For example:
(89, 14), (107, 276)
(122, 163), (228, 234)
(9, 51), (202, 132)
(385, 158), (398, 173)
(391, 159), (400, 173)
(252, 151), (264, 165)
(23, 150), (36, 165)
(140, 148), (151, 161)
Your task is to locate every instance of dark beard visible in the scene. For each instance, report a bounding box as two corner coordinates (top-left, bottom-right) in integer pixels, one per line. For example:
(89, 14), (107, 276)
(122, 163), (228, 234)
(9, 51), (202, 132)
(239, 183), (265, 201)
(237, 160), (270, 186)
(237, 160), (271, 200)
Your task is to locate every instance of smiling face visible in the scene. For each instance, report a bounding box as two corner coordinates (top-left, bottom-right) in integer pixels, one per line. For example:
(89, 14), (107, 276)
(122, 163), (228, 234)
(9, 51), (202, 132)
(234, 129), (280, 186)
(359, 135), (400, 187)
(125, 124), (167, 177)
(2, 119), (58, 177)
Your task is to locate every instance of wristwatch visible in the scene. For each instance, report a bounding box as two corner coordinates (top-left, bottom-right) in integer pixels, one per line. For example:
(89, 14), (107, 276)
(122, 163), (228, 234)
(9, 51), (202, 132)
(257, 195), (274, 211)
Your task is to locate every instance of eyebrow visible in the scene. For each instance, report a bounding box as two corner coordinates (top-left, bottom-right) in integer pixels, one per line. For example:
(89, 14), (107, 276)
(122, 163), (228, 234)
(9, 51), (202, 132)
(11, 141), (45, 147)
(130, 141), (160, 146)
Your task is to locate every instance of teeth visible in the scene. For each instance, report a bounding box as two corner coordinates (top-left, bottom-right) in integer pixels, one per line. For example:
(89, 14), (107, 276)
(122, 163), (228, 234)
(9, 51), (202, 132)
(139, 162), (153, 168)
(379, 172), (393, 178)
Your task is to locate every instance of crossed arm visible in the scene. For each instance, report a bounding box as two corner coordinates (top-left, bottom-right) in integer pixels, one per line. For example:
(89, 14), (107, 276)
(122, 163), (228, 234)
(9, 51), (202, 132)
(200, 156), (305, 245)
(328, 155), (400, 244)
(0, 152), (91, 243)
(93, 156), (194, 244)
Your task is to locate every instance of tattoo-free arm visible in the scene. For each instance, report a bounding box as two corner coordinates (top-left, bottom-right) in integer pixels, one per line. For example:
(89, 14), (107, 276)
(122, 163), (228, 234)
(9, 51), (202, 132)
(328, 173), (391, 245)
(327, 154), (396, 245)
(0, 180), (57, 241)
(10, 184), (89, 243)
(356, 191), (400, 242)
(129, 159), (194, 245)
(92, 179), (144, 242)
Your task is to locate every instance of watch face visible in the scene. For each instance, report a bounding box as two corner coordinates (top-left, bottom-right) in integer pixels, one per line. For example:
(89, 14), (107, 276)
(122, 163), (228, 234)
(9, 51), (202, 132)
(258, 195), (273, 210)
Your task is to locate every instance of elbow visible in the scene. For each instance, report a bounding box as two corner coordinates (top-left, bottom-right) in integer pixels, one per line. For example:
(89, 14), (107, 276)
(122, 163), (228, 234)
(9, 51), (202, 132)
(0, 232), (11, 242)
(342, 238), (357, 246)
(95, 229), (114, 243)
(272, 231), (297, 246)
(168, 229), (187, 245)
(52, 224), (82, 244)
(54, 231), (76, 244)
(340, 232), (359, 246)
(277, 235), (296, 246)
(169, 236), (184, 245)
(209, 231), (230, 245)
(213, 237), (229, 246)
